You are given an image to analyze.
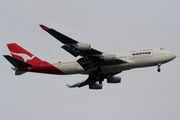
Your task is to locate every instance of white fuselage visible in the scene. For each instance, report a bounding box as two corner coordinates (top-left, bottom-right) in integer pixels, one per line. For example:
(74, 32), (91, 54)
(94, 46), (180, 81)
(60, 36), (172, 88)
(50, 48), (176, 75)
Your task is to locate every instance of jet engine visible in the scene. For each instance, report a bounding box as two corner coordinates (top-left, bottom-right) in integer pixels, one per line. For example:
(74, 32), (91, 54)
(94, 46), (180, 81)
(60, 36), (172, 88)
(102, 54), (116, 62)
(89, 83), (103, 89)
(107, 76), (121, 83)
(75, 43), (91, 51)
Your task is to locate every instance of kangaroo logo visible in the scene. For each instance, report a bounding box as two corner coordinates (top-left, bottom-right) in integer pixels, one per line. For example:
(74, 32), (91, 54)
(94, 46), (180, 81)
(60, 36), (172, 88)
(10, 51), (35, 62)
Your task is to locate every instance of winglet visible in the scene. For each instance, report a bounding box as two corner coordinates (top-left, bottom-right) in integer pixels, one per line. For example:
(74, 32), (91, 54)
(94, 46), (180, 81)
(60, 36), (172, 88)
(39, 24), (49, 30)
(66, 84), (71, 88)
(66, 84), (74, 88)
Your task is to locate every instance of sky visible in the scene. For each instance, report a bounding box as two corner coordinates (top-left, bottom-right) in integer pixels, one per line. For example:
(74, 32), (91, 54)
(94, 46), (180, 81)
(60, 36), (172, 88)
(0, 0), (180, 120)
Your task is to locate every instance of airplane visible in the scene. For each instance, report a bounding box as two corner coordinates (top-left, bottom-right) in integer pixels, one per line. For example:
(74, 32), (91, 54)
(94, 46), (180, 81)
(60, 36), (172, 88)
(3, 24), (176, 89)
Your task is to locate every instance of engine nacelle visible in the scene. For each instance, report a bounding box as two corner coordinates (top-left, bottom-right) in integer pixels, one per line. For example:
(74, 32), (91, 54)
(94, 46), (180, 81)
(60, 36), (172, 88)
(102, 54), (116, 62)
(89, 83), (103, 89)
(107, 76), (121, 83)
(75, 43), (91, 51)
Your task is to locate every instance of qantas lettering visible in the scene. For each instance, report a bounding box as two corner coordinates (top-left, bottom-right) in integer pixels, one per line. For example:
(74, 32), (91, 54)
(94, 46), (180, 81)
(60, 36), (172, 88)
(132, 52), (151, 56)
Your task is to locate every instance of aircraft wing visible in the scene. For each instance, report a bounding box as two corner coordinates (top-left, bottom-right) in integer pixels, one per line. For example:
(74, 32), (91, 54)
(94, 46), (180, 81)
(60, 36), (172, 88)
(39, 24), (102, 57)
(39, 24), (126, 71)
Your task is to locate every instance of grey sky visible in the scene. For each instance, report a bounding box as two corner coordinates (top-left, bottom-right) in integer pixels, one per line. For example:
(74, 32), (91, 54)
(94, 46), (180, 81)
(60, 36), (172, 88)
(0, 1), (180, 120)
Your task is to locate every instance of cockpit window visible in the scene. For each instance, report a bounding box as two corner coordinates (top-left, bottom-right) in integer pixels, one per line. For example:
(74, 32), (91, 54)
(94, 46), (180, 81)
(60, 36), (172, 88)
(160, 48), (164, 50)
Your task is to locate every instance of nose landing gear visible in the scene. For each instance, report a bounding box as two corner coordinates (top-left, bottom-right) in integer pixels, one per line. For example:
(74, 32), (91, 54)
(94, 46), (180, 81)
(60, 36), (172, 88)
(157, 64), (161, 72)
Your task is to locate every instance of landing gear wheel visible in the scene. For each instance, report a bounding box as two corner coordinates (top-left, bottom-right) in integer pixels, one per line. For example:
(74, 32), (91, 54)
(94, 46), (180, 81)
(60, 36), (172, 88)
(157, 67), (161, 72)
(157, 63), (161, 72)
(99, 81), (102, 84)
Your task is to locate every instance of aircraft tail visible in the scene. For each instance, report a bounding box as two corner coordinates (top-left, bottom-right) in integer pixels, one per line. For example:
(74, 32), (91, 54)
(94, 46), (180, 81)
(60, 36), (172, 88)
(3, 55), (31, 75)
(6, 43), (43, 64)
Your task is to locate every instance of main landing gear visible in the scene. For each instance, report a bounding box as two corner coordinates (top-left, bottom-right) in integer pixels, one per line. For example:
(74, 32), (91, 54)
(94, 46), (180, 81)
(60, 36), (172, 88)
(157, 64), (161, 72)
(89, 66), (103, 84)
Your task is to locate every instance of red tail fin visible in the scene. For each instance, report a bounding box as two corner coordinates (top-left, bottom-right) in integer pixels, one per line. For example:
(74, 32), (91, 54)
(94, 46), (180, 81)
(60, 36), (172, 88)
(7, 43), (42, 64)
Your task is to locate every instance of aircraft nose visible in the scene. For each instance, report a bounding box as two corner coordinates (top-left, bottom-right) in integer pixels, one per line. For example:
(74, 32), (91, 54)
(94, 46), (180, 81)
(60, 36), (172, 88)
(166, 53), (176, 61)
(172, 54), (177, 59)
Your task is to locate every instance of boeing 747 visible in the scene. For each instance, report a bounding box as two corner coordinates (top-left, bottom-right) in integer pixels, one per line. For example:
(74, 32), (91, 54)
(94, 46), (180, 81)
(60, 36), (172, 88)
(3, 24), (176, 89)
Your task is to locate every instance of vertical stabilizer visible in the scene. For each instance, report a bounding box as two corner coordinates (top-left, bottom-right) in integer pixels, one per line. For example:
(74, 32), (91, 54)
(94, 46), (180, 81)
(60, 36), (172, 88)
(7, 43), (42, 64)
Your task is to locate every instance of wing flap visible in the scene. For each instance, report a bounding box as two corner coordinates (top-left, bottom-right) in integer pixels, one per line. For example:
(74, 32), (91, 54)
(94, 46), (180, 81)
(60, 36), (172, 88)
(61, 45), (79, 57)
(77, 57), (101, 70)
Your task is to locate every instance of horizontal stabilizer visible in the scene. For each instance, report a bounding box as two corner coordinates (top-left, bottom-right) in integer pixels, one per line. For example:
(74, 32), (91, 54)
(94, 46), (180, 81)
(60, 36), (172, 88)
(3, 55), (33, 67)
(66, 80), (89, 88)
(66, 84), (75, 88)
(15, 70), (27, 75)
